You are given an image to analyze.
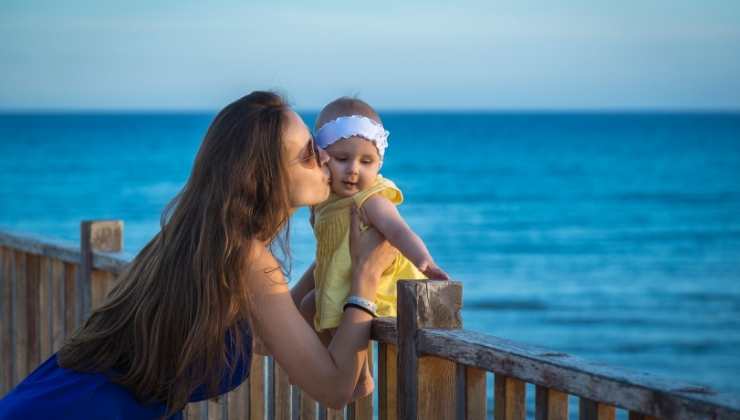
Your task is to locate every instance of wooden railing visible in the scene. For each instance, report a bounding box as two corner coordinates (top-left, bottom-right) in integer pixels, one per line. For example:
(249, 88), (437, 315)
(1, 220), (739, 419)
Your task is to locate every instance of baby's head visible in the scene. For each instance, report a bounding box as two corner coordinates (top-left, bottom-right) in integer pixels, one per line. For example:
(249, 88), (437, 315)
(315, 97), (388, 198)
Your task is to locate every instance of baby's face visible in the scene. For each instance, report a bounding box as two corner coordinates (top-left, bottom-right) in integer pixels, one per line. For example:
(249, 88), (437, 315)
(324, 137), (381, 197)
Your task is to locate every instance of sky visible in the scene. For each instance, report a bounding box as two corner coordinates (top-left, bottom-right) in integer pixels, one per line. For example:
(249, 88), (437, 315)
(1, 0), (740, 111)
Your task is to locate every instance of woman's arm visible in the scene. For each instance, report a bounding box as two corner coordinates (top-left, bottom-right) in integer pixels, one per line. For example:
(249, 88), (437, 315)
(290, 262), (315, 307)
(362, 194), (449, 279)
(246, 207), (396, 409)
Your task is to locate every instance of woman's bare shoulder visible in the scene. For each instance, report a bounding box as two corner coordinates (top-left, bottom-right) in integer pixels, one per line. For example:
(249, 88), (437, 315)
(242, 240), (286, 287)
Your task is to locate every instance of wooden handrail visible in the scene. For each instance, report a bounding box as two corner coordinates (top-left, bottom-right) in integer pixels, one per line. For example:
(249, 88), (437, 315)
(3, 225), (740, 419)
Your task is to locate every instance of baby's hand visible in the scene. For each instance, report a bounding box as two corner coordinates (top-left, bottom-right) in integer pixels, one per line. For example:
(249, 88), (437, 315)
(418, 261), (450, 280)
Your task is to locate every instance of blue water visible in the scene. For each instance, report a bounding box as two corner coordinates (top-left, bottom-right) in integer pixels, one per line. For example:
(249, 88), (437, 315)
(2, 112), (740, 399)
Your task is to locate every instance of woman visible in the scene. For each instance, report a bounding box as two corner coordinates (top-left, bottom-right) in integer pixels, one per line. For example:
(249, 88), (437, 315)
(0, 91), (397, 419)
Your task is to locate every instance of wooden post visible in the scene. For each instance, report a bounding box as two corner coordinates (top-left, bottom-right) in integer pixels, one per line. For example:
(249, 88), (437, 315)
(79, 220), (123, 322)
(397, 280), (463, 420)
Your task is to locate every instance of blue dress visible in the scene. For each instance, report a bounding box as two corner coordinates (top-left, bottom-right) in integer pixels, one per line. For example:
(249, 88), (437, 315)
(0, 327), (252, 420)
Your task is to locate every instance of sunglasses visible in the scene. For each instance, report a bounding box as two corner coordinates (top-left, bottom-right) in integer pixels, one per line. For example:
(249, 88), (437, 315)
(290, 137), (322, 168)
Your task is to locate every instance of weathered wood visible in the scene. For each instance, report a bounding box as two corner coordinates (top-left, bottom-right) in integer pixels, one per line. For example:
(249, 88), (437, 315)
(371, 317), (398, 344)
(0, 229), (130, 273)
(299, 389), (317, 420)
(80, 221), (123, 321)
(579, 398), (615, 420)
(326, 406), (345, 420)
(14, 251), (28, 384)
(185, 401), (207, 420)
(64, 263), (78, 334)
(416, 328), (740, 419)
(26, 253), (41, 372)
(628, 412), (658, 420)
(50, 259), (65, 351)
(462, 366), (487, 420)
(38, 257), (52, 360)
(207, 398), (224, 420)
(273, 360), (292, 420)
(1, 247), (15, 394)
(347, 343), (373, 420)
(378, 343), (397, 420)
(91, 269), (111, 309)
(226, 381), (250, 420)
(250, 354), (266, 420)
(290, 385), (300, 420)
(495, 375), (525, 420)
(536, 386), (568, 420)
(397, 280), (463, 420)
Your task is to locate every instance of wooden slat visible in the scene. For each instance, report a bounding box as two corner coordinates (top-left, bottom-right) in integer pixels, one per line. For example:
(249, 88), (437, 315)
(378, 343), (397, 420)
(579, 398), (615, 420)
(250, 355), (266, 419)
(465, 367), (487, 420)
(64, 263), (78, 334)
(536, 386), (568, 420)
(1, 247), (15, 394)
(38, 256), (52, 360)
(347, 343), (373, 420)
(226, 381), (250, 420)
(14, 251), (28, 384)
(26, 253), (41, 372)
(274, 360), (292, 420)
(326, 407), (344, 420)
(299, 389), (317, 420)
(50, 259), (65, 351)
(418, 356), (457, 418)
(185, 401), (207, 420)
(495, 375), (525, 420)
(208, 398), (224, 420)
(91, 269), (109, 310)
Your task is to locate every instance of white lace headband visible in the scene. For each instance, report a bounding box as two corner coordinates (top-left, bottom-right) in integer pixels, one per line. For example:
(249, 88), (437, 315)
(315, 115), (389, 159)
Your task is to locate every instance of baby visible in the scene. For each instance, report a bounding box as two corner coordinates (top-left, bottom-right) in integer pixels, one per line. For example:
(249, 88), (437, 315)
(299, 97), (449, 399)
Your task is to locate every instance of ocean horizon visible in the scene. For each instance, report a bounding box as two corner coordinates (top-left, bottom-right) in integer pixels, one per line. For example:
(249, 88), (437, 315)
(1, 110), (739, 398)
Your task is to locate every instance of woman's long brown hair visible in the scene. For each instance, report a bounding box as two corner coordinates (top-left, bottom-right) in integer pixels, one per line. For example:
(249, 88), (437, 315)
(58, 91), (292, 416)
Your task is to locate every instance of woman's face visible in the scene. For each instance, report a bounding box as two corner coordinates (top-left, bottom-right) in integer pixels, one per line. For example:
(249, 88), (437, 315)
(283, 110), (331, 209)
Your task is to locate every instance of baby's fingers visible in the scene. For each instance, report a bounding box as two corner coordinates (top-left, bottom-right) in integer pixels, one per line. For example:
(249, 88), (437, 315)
(424, 266), (451, 281)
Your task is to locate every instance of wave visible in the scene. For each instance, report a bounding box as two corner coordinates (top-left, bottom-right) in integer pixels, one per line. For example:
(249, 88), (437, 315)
(465, 298), (548, 311)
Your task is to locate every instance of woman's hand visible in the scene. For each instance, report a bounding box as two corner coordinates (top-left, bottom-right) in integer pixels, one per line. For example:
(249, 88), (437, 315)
(349, 205), (398, 300)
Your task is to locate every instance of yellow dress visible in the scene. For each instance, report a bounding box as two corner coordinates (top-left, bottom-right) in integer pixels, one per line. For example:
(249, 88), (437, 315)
(312, 175), (426, 331)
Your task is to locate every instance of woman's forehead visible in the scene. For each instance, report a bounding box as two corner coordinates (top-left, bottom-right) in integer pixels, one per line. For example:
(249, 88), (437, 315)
(283, 110), (311, 149)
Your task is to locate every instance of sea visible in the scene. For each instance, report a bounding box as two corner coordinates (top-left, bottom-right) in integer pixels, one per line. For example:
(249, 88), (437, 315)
(1, 111), (739, 404)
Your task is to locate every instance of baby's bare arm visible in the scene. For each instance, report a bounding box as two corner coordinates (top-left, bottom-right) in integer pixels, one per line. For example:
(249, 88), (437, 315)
(362, 194), (434, 270)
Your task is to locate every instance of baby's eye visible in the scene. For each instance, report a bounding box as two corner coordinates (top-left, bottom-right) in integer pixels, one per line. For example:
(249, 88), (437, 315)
(361, 159), (374, 164)
(334, 156), (348, 162)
